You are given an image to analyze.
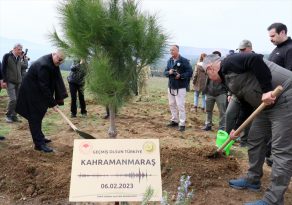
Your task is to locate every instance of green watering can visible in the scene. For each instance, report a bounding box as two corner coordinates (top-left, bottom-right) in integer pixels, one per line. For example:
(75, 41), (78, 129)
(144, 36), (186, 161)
(216, 130), (234, 156)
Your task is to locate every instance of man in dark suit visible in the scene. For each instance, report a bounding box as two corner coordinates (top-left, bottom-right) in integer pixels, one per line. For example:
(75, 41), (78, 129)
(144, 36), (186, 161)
(16, 50), (67, 153)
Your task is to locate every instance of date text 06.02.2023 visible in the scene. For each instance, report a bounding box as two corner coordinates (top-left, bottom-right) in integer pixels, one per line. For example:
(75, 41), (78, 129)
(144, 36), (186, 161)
(100, 183), (134, 189)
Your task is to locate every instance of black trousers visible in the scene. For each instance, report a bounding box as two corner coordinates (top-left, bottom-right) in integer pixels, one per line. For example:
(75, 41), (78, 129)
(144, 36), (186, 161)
(69, 83), (87, 115)
(28, 114), (46, 147)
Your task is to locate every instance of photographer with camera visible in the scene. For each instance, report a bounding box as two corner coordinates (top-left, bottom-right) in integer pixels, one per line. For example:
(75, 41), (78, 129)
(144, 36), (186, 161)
(1, 43), (23, 123)
(164, 45), (193, 132)
(20, 48), (30, 79)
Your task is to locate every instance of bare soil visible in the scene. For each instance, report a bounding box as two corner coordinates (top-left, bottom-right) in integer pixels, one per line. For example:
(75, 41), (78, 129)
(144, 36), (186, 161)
(0, 77), (291, 205)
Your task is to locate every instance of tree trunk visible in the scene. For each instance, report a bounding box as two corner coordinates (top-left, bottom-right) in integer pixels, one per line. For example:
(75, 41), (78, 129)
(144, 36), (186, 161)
(108, 105), (117, 138)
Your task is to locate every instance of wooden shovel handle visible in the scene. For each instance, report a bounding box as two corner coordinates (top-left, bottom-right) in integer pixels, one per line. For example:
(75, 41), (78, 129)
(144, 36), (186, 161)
(217, 85), (283, 153)
(56, 107), (78, 131)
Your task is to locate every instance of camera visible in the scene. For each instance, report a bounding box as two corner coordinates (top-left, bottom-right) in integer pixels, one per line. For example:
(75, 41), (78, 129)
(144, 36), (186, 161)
(22, 48), (30, 61)
(172, 69), (178, 75)
(171, 62), (181, 76)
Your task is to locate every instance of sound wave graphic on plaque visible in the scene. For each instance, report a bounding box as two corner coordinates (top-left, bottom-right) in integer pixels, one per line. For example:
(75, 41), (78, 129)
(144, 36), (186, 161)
(77, 168), (154, 183)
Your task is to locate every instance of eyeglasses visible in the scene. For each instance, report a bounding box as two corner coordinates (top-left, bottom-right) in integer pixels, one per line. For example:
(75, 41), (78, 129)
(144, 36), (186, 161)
(205, 63), (213, 74)
(205, 60), (219, 74)
(57, 57), (64, 63)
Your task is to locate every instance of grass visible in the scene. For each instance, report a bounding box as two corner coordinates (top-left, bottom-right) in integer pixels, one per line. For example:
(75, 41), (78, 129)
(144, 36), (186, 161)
(42, 112), (61, 135)
(0, 89), (7, 97)
(0, 75), (221, 137)
(61, 70), (69, 78)
(0, 90), (10, 135)
(0, 122), (11, 136)
(147, 76), (220, 126)
(0, 84), (65, 137)
(148, 76), (168, 92)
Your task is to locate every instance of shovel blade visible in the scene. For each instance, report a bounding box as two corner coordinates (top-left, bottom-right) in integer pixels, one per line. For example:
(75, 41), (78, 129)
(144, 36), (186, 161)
(76, 129), (96, 139)
(207, 151), (220, 158)
(207, 150), (225, 159)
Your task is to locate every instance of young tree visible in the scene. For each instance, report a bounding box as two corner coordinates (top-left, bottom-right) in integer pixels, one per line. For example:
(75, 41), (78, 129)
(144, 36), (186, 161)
(50, 0), (167, 138)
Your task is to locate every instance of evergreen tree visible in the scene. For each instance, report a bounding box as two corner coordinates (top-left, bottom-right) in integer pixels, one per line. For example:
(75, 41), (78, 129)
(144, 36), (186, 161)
(50, 0), (167, 138)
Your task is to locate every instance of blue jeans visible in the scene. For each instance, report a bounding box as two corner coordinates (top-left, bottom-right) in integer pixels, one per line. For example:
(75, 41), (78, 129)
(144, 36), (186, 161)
(193, 90), (206, 108)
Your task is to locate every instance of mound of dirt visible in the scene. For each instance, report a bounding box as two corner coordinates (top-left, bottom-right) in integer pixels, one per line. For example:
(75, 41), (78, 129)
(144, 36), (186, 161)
(0, 143), (239, 204)
(0, 79), (291, 204)
(0, 145), (72, 204)
(161, 146), (240, 193)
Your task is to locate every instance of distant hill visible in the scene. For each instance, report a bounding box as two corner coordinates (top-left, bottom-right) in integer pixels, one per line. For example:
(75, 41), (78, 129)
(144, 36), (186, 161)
(179, 46), (230, 58)
(0, 37), (239, 73)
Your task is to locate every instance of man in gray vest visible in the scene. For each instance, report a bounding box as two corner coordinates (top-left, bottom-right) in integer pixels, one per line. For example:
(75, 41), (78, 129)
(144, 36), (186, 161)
(201, 51), (227, 131)
(202, 53), (292, 205)
(1, 43), (23, 123)
(225, 40), (253, 147)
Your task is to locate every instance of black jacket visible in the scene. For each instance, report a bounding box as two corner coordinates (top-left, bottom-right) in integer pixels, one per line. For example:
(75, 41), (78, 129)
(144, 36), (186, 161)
(67, 63), (86, 86)
(164, 55), (193, 90)
(268, 37), (292, 71)
(221, 53), (273, 93)
(16, 54), (68, 120)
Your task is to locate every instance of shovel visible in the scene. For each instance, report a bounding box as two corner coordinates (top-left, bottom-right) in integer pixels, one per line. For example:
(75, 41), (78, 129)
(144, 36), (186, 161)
(56, 108), (96, 139)
(208, 85), (283, 158)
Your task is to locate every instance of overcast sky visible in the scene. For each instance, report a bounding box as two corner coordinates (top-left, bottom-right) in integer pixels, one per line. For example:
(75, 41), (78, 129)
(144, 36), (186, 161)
(0, 0), (292, 53)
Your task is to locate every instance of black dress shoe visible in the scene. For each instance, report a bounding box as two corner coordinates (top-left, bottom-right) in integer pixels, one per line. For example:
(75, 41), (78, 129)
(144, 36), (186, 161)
(44, 138), (52, 143)
(103, 114), (109, 119)
(0, 136), (5, 140)
(71, 114), (77, 118)
(12, 116), (21, 122)
(201, 125), (212, 131)
(166, 121), (179, 127)
(178, 126), (185, 132)
(34, 144), (54, 153)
